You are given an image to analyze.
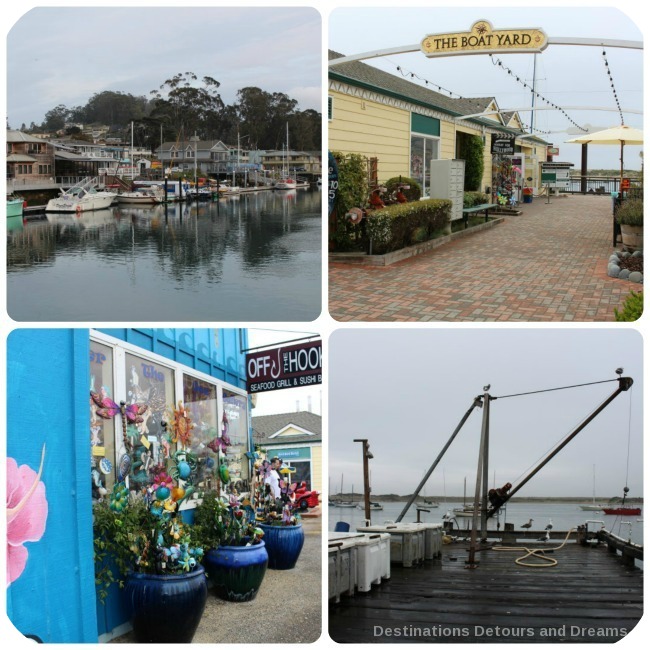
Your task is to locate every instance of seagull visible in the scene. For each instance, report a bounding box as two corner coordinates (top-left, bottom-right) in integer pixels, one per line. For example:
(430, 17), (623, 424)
(545, 519), (553, 531)
(537, 531), (550, 542)
(483, 384), (491, 391)
(616, 367), (624, 376)
(520, 518), (534, 529)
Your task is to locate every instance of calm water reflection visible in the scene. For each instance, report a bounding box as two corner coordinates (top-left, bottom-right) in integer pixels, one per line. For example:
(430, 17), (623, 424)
(7, 189), (321, 321)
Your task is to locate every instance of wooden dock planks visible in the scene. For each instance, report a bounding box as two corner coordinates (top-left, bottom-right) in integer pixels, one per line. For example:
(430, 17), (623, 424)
(329, 542), (643, 643)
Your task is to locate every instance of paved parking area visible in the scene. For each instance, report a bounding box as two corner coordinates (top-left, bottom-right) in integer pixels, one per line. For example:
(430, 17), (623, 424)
(329, 194), (635, 322)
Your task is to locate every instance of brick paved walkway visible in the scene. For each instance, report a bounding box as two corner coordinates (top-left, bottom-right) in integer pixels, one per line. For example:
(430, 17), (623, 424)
(329, 194), (636, 322)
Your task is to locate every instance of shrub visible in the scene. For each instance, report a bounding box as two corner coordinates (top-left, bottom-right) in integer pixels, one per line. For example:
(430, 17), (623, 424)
(616, 199), (643, 227)
(458, 134), (485, 191)
(384, 176), (422, 202)
(366, 199), (451, 253)
(464, 191), (490, 208)
(614, 290), (643, 321)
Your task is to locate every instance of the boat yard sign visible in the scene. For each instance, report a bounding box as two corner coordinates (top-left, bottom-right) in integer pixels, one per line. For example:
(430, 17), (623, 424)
(247, 340), (322, 393)
(421, 21), (548, 58)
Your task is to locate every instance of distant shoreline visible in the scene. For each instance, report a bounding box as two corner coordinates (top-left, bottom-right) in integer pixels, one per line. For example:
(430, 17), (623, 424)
(332, 494), (643, 504)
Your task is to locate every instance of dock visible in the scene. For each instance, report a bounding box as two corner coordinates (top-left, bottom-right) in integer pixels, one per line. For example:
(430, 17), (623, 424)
(329, 538), (643, 643)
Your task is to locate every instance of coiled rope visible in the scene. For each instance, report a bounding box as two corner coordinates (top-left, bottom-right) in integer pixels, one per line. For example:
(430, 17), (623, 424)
(492, 528), (575, 568)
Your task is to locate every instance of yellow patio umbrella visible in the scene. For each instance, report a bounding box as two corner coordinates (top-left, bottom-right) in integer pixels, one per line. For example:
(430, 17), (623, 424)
(566, 125), (643, 188)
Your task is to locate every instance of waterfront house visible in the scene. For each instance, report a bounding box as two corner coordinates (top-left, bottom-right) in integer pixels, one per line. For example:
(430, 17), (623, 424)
(6, 129), (56, 187)
(254, 149), (322, 179)
(328, 50), (549, 196)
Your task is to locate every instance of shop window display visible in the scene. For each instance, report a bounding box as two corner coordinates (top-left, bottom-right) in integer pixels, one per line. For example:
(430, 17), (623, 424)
(90, 341), (116, 499)
(410, 134), (440, 197)
(223, 390), (250, 495)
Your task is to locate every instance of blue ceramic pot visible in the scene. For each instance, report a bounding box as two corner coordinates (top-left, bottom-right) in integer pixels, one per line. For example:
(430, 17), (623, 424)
(258, 523), (305, 570)
(203, 541), (268, 602)
(124, 566), (207, 643)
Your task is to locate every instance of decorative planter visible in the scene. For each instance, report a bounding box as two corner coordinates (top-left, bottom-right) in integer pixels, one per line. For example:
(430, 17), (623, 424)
(259, 523), (305, 570)
(124, 566), (208, 643)
(203, 541), (268, 602)
(620, 224), (643, 252)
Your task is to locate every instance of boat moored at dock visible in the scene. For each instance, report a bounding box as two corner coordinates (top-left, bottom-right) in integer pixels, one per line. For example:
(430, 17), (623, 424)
(46, 177), (116, 213)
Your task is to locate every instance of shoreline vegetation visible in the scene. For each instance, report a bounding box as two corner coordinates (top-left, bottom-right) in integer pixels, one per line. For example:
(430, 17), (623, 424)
(332, 494), (643, 504)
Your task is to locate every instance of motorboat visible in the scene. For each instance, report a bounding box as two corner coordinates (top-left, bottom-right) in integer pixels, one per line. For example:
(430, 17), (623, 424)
(46, 177), (116, 213)
(116, 187), (165, 205)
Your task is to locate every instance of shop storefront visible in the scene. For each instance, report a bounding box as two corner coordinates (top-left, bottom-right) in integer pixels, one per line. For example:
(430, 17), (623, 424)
(329, 44), (549, 197)
(7, 328), (250, 643)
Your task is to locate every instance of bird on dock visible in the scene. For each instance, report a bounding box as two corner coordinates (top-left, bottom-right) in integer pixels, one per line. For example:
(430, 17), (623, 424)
(545, 519), (553, 531)
(537, 530), (550, 542)
(615, 367), (624, 377)
(520, 518), (534, 529)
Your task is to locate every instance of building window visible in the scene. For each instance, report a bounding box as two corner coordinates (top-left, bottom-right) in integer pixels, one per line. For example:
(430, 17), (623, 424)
(90, 333), (250, 506)
(183, 374), (220, 491)
(124, 353), (176, 492)
(90, 341), (117, 497)
(223, 389), (250, 491)
(17, 164), (33, 175)
(410, 134), (440, 196)
(38, 164), (52, 175)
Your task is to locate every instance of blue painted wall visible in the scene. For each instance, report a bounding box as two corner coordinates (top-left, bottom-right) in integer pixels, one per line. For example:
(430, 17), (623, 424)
(96, 328), (248, 389)
(7, 329), (97, 643)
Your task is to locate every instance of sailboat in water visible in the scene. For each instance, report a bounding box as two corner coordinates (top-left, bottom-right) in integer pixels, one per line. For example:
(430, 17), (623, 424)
(274, 123), (297, 190)
(579, 465), (605, 511)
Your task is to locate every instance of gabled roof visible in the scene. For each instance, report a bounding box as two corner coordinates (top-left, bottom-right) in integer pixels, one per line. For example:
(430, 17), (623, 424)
(6, 129), (49, 144)
(252, 411), (322, 445)
(329, 50), (520, 133)
(6, 153), (38, 162)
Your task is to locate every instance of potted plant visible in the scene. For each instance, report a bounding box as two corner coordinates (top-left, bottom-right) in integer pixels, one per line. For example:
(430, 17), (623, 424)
(193, 491), (268, 602)
(617, 198), (643, 251)
(254, 460), (305, 570)
(93, 478), (207, 643)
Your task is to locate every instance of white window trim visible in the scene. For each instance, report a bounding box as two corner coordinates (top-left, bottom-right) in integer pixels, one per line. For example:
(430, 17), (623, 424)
(268, 424), (315, 438)
(409, 131), (441, 198)
(90, 330), (248, 507)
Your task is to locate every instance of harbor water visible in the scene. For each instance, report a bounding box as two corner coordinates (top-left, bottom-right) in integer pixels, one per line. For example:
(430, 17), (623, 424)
(329, 500), (643, 546)
(7, 188), (321, 321)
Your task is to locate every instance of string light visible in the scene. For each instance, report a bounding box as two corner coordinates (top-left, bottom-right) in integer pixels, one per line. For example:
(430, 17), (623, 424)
(602, 49), (624, 125)
(396, 65), (464, 99)
(490, 55), (588, 132)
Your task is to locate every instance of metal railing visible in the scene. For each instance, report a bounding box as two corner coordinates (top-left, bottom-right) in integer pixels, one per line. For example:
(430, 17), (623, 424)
(566, 176), (642, 195)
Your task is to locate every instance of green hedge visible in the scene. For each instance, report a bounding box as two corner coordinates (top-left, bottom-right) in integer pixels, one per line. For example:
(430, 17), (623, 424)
(463, 191), (490, 208)
(614, 290), (643, 321)
(384, 176), (422, 202)
(366, 199), (451, 254)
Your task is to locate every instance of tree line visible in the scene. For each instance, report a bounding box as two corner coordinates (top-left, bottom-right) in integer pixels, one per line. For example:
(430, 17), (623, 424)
(18, 72), (321, 152)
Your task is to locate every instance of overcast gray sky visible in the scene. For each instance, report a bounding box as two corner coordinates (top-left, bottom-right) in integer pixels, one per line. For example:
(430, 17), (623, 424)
(5, 6), (321, 129)
(329, 328), (642, 499)
(329, 5), (643, 171)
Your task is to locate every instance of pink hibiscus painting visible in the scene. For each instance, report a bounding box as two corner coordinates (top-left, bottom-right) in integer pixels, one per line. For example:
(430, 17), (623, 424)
(6, 446), (48, 586)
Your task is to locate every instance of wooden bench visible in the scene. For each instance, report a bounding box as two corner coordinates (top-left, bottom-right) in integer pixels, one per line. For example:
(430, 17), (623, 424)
(461, 203), (498, 228)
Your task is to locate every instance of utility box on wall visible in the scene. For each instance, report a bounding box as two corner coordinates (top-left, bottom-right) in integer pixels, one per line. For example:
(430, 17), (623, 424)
(429, 159), (466, 230)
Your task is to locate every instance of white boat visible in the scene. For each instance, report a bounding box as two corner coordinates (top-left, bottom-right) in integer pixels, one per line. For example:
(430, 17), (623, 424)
(579, 464), (605, 511)
(46, 177), (116, 213)
(116, 187), (165, 205)
(274, 122), (297, 190)
(218, 184), (241, 196)
(416, 499), (440, 509)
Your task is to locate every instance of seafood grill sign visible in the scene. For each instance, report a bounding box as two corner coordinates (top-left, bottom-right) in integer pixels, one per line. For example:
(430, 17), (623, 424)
(421, 21), (548, 58)
(247, 340), (322, 393)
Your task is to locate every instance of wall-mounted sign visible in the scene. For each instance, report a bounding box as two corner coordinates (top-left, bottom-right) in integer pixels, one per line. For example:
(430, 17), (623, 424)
(491, 134), (516, 155)
(247, 340), (322, 393)
(328, 151), (338, 217)
(421, 20), (548, 58)
(547, 147), (560, 156)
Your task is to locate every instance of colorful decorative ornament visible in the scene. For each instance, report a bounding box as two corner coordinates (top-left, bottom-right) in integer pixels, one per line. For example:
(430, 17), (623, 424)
(169, 401), (194, 447)
(219, 462), (230, 484)
(99, 458), (112, 475)
(109, 482), (129, 512)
